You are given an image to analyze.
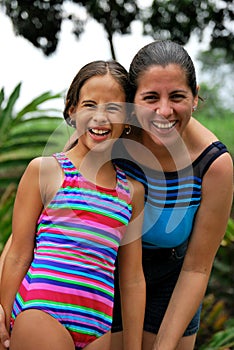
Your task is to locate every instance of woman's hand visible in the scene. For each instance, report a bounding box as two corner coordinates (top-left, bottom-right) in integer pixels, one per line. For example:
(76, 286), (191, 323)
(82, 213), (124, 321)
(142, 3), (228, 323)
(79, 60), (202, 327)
(0, 305), (10, 348)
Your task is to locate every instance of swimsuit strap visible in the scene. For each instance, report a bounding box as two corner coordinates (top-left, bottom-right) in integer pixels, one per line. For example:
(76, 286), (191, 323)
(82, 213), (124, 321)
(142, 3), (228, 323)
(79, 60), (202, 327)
(53, 152), (78, 176)
(53, 153), (132, 205)
(193, 141), (229, 178)
(115, 165), (132, 205)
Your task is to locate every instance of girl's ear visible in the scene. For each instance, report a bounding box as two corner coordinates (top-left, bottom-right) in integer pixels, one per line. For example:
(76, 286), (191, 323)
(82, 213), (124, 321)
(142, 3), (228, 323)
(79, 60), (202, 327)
(67, 106), (77, 128)
(67, 106), (76, 128)
(68, 105), (77, 116)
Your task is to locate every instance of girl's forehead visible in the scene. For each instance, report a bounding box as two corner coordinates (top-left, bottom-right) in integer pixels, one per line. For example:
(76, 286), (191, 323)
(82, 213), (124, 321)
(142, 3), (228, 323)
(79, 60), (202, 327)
(80, 75), (126, 102)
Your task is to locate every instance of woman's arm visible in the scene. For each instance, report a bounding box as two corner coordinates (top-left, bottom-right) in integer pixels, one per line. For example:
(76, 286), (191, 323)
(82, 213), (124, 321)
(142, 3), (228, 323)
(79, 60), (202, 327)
(118, 179), (146, 350)
(0, 158), (44, 333)
(153, 152), (233, 350)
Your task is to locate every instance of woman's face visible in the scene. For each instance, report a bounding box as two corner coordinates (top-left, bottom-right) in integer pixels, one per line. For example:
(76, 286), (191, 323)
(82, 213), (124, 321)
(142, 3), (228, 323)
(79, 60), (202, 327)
(133, 64), (198, 148)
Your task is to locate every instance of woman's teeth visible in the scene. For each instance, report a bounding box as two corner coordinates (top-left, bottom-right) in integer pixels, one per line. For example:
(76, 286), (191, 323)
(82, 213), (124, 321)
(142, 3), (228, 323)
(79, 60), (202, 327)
(152, 121), (176, 129)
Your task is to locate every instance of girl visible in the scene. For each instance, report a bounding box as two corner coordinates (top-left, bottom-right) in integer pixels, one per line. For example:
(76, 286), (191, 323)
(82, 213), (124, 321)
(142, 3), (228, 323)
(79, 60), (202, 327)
(0, 60), (145, 350)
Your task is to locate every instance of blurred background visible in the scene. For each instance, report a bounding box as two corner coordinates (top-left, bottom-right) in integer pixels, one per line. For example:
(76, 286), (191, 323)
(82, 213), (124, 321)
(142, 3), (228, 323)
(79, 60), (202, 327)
(0, 1), (233, 348)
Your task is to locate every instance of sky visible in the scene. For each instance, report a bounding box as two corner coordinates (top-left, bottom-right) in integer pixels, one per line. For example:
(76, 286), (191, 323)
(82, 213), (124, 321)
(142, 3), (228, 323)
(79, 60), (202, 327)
(0, 2), (201, 112)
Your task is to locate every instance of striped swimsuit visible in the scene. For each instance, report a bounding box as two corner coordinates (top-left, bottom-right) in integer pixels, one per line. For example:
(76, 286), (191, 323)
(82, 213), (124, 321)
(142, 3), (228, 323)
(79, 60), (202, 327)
(113, 140), (228, 247)
(11, 153), (132, 349)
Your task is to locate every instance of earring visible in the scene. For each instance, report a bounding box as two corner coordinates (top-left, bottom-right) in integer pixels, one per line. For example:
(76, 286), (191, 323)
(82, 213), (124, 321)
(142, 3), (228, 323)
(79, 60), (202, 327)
(67, 117), (76, 128)
(192, 106), (197, 112)
(125, 125), (131, 135)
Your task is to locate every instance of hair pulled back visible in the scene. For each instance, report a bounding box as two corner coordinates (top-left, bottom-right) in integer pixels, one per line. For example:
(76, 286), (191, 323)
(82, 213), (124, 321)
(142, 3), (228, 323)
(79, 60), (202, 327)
(63, 60), (130, 125)
(129, 40), (198, 101)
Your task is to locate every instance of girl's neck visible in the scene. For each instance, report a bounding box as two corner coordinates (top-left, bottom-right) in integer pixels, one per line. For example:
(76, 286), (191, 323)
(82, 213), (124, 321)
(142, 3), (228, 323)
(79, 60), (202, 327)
(66, 146), (117, 189)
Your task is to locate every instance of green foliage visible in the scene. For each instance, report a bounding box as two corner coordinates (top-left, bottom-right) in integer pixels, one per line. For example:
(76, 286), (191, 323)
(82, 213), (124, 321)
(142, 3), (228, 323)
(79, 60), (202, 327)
(0, 83), (69, 250)
(196, 219), (234, 349)
(0, 184), (15, 252)
(0, 0), (233, 61)
(208, 219), (234, 313)
(195, 84), (234, 156)
(199, 319), (234, 350)
(142, 0), (234, 61)
(0, 83), (64, 190)
(197, 294), (230, 349)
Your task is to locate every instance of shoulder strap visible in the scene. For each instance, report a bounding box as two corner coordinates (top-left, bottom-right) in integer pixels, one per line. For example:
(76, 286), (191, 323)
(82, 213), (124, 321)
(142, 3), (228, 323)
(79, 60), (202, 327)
(53, 152), (78, 175)
(115, 166), (132, 204)
(193, 141), (229, 178)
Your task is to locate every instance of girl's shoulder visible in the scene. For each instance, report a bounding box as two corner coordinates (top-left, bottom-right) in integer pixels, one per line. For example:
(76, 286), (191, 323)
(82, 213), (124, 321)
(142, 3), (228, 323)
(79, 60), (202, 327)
(126, 175), (145, 205)
(27, 156), (64, 206)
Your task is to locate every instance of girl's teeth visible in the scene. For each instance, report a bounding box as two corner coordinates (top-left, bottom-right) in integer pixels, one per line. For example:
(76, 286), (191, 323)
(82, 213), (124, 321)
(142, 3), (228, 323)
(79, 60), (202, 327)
(90, 129), (109, 135)
(152, 121), (176, 129)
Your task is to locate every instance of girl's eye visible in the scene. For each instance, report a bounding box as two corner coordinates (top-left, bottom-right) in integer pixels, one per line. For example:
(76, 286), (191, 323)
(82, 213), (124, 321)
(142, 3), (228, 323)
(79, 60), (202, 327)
(83, 103), (96, 109)
(106, 104), (122, 113)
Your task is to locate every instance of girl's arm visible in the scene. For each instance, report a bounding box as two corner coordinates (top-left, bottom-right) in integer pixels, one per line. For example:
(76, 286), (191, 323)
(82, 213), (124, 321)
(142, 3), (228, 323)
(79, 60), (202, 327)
(0, 236), (12, 348)
(153, 152), (233, 350)
(118, 179), (146, 350)
(0, 236), (12, 284)
(0, 157), (44, 332)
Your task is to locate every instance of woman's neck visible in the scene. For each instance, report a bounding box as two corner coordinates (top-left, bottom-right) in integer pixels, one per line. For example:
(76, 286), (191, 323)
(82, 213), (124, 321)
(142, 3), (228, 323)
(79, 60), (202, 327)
(132, 129), (193, 172)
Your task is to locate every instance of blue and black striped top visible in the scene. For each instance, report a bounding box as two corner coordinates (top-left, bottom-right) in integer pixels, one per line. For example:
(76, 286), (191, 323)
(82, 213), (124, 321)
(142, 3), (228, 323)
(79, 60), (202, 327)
(113, 140), (228, 248)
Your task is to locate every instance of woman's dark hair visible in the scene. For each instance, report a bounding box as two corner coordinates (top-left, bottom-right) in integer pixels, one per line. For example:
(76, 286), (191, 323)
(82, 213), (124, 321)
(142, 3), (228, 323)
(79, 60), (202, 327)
(129, 40), (198, 101)
(63, 60), (131, 124)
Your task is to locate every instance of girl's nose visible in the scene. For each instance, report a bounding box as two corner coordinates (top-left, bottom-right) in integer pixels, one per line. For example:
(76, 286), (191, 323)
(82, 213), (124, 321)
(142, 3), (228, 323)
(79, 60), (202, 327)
(92, 105), (108, 124)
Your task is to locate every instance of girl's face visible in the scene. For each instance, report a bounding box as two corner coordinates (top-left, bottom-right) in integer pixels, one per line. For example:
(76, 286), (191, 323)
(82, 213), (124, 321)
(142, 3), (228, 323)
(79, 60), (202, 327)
(133, 64), (198, 148)
(70, 74), (126, 152)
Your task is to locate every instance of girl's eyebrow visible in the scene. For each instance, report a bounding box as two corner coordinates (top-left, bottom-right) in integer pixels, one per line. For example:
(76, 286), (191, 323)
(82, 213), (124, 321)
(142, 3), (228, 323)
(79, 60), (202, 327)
(81, 99), (96, 104)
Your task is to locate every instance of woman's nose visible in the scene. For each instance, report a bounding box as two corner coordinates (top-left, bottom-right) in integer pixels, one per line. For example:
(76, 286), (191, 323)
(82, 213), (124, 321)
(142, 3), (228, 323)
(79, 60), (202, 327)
(155, 101), (173, 118)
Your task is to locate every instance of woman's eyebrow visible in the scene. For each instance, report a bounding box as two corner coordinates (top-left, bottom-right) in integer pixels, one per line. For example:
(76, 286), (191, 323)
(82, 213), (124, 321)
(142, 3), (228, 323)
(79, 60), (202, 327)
(140, 91), (158, 96)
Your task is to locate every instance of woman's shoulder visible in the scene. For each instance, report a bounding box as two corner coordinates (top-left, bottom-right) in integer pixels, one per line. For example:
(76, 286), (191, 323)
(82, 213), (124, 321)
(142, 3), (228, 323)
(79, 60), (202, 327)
(188, 117), (218, 146)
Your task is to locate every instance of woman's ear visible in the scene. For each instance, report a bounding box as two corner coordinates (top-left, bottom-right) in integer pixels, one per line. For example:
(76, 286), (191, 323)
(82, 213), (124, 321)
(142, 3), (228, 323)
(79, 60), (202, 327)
(193, 85), (200, 109)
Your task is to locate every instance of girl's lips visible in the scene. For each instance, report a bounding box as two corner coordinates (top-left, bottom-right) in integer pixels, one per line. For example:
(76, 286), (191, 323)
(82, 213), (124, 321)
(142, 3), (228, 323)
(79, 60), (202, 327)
(88, 127), (111, 141)
(89, 128), (110, 135)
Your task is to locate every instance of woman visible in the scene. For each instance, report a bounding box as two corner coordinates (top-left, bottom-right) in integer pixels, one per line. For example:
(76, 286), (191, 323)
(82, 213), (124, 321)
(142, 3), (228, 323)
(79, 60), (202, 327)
(111, 40), (233, 350)
(0, 60), (145, 350)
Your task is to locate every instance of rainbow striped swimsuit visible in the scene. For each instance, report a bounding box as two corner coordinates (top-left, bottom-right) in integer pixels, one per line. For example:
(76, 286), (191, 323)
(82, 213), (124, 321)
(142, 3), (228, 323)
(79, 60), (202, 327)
(11, 152), (132, 349)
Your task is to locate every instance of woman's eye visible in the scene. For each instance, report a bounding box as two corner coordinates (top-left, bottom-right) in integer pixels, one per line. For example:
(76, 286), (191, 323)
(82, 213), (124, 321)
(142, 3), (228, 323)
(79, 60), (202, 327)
(171, 94), (186, 101)
(143, 95), (158, 102)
